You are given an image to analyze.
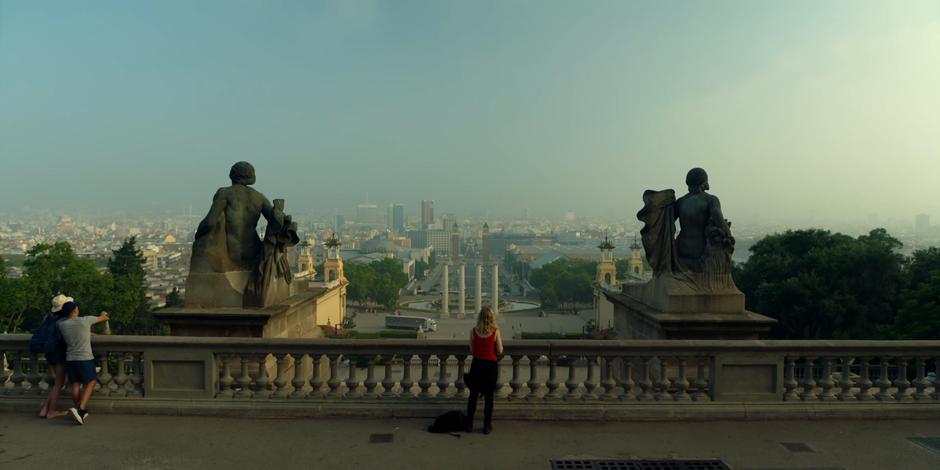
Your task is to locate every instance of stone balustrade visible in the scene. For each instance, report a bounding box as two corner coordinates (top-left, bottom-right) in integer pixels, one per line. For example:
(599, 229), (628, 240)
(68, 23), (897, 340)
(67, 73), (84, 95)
(2, 335), (939, 419)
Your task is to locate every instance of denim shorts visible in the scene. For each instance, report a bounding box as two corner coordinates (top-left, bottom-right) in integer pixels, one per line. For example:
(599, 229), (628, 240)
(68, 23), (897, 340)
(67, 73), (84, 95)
(65, 360), (98, 384)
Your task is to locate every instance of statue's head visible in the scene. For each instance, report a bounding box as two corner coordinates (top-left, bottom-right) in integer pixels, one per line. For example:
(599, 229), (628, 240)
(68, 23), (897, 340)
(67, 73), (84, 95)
(686, 167), (709, 191)
(229, 161), (256, 185)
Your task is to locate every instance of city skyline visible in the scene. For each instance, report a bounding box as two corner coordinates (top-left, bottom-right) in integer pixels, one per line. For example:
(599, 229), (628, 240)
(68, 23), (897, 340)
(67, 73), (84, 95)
(1, 1), (938, 223)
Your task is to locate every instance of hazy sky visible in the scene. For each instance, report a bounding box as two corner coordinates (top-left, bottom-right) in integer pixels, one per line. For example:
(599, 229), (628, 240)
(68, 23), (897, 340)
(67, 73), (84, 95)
(1, 1), (938, 223)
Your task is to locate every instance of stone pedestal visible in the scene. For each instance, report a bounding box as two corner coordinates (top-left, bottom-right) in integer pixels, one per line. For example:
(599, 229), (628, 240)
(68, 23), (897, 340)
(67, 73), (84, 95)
(606, 275), (776, 340)
(184, 271), (252, 308)
(154, 307), (274, 337)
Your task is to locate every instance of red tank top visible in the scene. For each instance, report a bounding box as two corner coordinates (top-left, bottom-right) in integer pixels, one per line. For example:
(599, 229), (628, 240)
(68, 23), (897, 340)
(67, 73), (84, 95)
(472, 329), (498, 361)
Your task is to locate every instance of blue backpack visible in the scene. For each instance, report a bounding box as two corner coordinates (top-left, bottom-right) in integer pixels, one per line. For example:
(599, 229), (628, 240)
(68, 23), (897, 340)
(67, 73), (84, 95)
(29, 315), (57, 353)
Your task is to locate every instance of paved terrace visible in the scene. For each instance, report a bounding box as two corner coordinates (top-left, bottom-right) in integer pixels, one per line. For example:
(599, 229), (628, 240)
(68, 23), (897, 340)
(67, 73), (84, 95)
(2, 413), (939, 470)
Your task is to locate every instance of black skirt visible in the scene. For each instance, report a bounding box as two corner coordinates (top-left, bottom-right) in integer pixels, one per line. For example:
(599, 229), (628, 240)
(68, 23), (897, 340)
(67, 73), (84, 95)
(467, 358), (498, 393)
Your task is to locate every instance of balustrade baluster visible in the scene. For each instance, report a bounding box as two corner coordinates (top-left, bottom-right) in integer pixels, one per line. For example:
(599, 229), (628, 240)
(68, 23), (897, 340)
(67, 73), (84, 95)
(127, 353), (143, 397)
(819, 357), (836, 401)
(218, 354), (235, 398)
(418, 355), (432, 398)
(27, 354), (41, 395)
(637, 356), (654, 401)
(436, 354), (450, 398)
(327, 355), (344, 398)
(800, 357), (818, 401)
(272, 354), (290, 398)
(783, 357), (798, 401)
(674, 357), (691, 401)
(236, 354), (254, 399)
(875, 356), (893, 401)
(96, 353), (112, 396)
(308, 354), (323, 398)
(364, 356), (379, 398)
(545, 356), (562, 401)
(619, 357), (636, 401)
(527, 355), (542, 400)
(654, 357), (671, 401)
(255, 354), (272, 399)
(112, 353), (128, 397)
(895, 357), (912, 402)
(509, 355), (524, 400)
(582, 356), (599, 400)
(0, 350), (9, 393)
(856, 357), (874, 401)
(291, 354), (308, 398)
(455, 355), (467, 398)
(933, 357), (940, 401)
(913, 357), (930, 401)
(400, 355), (414, 398)
(345, 356), (360, 398)
(600, 356), (617, 400)
(838, 357), (856, 401)
(381, 355), (397, 398)
(693, 357), (710, 401)
(564, 356), (580, 400)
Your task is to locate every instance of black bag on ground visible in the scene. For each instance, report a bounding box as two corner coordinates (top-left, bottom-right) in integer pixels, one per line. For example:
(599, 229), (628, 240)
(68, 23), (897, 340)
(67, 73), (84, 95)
(428, 410), (467, 433)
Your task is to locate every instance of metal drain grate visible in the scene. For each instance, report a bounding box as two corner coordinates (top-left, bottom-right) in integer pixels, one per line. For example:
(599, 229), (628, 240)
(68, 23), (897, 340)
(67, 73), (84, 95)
(909, 437), (940, 455)
(368, 433), (394, 443)
(550, 460), (730, 470)
(780, 442), (814, 453)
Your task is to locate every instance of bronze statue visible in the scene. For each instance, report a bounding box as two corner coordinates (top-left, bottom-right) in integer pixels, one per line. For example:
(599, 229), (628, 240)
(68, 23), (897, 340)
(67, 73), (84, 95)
(190, 162), (276, 274)
(187, 162), (296, 308)
(637, 168), (735, 290)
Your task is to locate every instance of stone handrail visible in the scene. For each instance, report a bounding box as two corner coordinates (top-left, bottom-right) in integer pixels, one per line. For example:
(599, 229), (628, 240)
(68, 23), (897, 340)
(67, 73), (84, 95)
(2, 335), (939, 415)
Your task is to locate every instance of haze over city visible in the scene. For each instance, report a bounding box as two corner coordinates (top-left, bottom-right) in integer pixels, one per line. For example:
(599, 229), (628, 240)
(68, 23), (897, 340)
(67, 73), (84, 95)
(1, 0), (938, 225)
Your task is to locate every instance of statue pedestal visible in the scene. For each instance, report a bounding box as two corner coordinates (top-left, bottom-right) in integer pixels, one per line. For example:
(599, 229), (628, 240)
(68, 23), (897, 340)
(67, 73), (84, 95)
(155, 286), (332, 338)
(184, 271), (252, 308)
(153, 306), (275, 337)
(606, 276), (776, 340)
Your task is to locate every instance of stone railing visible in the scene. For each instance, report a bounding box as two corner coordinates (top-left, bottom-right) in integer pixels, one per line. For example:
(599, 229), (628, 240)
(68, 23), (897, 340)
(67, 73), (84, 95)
(2, 335), (939, 419)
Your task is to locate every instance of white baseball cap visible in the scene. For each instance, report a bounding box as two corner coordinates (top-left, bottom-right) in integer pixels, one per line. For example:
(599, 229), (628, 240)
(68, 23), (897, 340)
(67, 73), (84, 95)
(51, 294), (74, 313)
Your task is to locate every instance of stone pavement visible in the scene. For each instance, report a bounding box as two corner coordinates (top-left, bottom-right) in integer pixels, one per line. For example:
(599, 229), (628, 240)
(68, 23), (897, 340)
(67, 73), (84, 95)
(1, 412), (938, 470)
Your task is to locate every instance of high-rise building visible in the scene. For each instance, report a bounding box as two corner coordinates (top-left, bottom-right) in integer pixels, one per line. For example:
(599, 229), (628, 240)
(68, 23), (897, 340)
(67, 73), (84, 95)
(481, 222), (490, 262)
(450, 222), (461, 260)
(357, 204), (381, 224)
(915, 213), (930, 235)
(392, 204), (405, 234)
(421, 200), (434, 229)
(333, 214), (345, 234)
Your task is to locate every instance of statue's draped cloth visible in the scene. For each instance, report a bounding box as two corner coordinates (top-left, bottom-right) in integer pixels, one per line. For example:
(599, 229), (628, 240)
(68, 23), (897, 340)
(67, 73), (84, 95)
(637, 190), (684, 276)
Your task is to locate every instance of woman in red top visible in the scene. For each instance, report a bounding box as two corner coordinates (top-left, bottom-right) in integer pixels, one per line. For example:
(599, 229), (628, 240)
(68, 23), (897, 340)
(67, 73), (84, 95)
(466, 307), (503, 434)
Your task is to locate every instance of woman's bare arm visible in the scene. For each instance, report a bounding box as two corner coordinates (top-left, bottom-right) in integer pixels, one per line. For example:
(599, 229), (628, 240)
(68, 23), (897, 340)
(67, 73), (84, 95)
(495, 329), (504, 355)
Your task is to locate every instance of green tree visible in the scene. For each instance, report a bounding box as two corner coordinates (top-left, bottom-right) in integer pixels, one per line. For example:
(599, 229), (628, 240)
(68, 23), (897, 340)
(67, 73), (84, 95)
(530, 258), (596, 312)
(15, 242), (111, 333)
(735, 228), (904, 339)
(893, 272), (940, 339)
(106, 237), (160, 334)
(343, 258), (408, 310)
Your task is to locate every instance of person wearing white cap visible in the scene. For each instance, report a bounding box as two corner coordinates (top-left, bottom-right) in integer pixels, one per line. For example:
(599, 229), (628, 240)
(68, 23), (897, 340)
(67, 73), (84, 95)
(35, 294), (72, 419)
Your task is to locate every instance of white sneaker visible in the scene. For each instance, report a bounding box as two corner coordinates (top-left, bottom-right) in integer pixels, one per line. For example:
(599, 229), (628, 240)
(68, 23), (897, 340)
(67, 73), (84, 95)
(68, 407), (84, 425)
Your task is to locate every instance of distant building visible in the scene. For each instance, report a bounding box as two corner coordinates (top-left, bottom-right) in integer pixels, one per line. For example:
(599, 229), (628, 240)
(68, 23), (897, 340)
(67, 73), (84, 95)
(421, 200), (434, 229)
(357, 204), (381, 224)
(481, 222), (490, 262)
(392, 204), (405, 234)
(333, 214), (345, 234)
(450, 222), (461, 260)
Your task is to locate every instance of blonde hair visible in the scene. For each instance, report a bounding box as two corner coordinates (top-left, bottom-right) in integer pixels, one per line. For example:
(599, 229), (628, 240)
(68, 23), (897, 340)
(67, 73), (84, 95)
(474, 307), (497, 336)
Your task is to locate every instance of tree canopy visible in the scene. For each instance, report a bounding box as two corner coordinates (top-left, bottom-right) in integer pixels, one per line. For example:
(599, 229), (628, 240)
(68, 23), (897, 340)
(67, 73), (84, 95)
(529, 258), (595, 311)
(344, 258), (409, 310)
(735, 228), (922, 340)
